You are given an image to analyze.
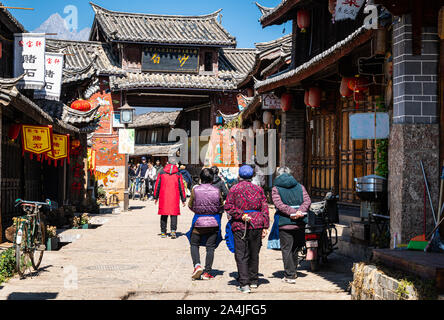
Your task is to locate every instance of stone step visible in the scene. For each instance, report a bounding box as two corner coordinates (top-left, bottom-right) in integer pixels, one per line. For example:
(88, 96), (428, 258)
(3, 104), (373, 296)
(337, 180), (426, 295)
(335, 223), (351, 238)
(56, 229), (83, 243)
(337, 236), (373, 262)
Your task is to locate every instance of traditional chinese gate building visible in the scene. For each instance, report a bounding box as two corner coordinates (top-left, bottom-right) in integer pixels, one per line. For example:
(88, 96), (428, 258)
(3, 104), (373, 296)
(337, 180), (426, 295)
(52, 3), (256, 198)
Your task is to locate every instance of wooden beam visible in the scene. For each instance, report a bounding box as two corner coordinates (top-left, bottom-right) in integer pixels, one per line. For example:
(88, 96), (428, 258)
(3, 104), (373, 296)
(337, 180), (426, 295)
(0, 6), (34, 10)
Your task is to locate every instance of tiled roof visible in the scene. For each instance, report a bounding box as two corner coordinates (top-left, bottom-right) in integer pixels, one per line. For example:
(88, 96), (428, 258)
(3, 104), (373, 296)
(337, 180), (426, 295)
(257, 0), (303, 27)
(110, 72), (240, 91)
(237, 34), (292, 88)
(133, 143), (183, 157)
(0, 1), (26, 33)
(34, 99), (102, 127)
(0, 77), (79, 134)
(255, 26), (373, 92)
(219, 48), (258, 79)
(129, 111), (181, 128)
(89, 2), (236, 47)
(46, 39), (124, 84)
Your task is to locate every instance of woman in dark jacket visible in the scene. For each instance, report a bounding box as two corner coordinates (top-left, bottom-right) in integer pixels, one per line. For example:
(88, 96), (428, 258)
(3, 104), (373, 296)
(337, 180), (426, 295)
(186, 168), (224, 281)
(224, 165), (270, 294)
(211, 166), (229, 200)
(269, 167), (311, 284)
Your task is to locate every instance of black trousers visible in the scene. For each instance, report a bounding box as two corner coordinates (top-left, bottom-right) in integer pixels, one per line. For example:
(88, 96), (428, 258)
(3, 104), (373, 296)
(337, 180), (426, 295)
(233, 229), (262, 287)
(190, 230), (218, 273)
(160, 215), (178, 233)
(279, 228), (305, 279)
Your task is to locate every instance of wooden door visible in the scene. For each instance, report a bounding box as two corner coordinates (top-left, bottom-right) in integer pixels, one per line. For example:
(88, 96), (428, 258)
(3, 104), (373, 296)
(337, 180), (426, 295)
(339, 96), (377, 203)
(307, 108), (338, 199)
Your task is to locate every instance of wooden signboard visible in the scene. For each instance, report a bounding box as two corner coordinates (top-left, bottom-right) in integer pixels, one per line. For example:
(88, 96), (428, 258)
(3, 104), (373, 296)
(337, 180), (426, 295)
(142, 47), (199, 73)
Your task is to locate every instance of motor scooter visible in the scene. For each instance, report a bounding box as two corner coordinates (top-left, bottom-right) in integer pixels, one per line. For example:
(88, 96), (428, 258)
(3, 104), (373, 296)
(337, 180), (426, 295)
(303, 192), (339, 271)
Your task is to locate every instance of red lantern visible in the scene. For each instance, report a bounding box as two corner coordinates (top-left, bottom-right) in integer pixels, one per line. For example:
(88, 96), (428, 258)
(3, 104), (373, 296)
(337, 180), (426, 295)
(308, 87), (321, 108)
(280, 93), (293, 112)
(8, 124), (21, 141)
(71, 139), (81, 148)
(340, 77), (353, 97)
(304, 90), (310, 107)
(297, 10), (310, 33)
(347, 77), (370, 93)
(71, 99), (92, 112)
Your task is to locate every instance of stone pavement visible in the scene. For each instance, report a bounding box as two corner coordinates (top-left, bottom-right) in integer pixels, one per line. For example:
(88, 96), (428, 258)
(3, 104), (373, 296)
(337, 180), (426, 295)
(0, 200), (353, 300)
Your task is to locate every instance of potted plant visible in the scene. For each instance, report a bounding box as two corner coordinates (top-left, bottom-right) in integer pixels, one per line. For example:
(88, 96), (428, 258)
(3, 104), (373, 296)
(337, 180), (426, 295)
(73, 213), (90, 229)
(46, 225), (59, 251)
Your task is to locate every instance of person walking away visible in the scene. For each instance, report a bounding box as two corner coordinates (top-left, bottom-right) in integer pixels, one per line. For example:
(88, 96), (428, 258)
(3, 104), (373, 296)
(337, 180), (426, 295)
(179, 165), (193, 196)
(136, 157), (149, 199)
(145, 162), (157, 200)
(154, 159), (186, 239)
(211, 166), (228, 200)
(269, 167), (311, 284)
(186, 168), (224, 280)
(224, 165), (269, 293)
(154, 160), (163, 179)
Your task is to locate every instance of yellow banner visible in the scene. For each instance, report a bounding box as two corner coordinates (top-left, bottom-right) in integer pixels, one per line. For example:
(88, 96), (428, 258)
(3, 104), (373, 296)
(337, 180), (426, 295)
(87, 148), (96, 172)
(22, 125), (53, 155)
(47, 134), (69, 160)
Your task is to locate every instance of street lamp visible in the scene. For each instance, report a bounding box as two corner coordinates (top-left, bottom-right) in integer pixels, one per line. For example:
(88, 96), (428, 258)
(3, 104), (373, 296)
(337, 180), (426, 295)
(120, 102), (135, 212)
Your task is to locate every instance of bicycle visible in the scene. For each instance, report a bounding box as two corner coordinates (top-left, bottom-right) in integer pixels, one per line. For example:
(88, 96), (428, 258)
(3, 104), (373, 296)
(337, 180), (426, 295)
(13, 199), (52, 278)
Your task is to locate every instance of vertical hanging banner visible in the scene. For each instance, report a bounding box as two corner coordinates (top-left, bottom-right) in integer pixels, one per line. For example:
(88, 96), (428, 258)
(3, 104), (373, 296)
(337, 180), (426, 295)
(34, 52), (64, 101)
(21, 125), (53, 158)
(118, 129), (135, 154)
(87, 148), (96, 174)
(14, 33), (46, 90)
(46, 134), (70, 166)
(335, 0), (365, 21)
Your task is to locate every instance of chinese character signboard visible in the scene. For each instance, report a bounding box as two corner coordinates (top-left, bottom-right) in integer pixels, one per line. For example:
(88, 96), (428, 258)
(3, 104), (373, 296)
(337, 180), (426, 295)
(34, 52), (64, 101)
(118, 129), (135, 154)
(46, 134), (70, 166)
(262, 93), (281, 110)
(21, 125), (53, 157)
(335, 0), (365, 21)
(14, 33), (46, 89)
(142, 47), (199, 73)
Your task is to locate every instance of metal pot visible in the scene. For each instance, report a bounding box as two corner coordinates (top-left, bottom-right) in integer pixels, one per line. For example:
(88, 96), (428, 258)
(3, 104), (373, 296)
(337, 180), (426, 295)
(354, 175), (387, 193)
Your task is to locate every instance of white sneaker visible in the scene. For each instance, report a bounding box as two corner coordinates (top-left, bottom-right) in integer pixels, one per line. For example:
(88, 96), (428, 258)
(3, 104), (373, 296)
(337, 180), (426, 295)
(283, 278), (297, 284)
(237, 285), (251, 293)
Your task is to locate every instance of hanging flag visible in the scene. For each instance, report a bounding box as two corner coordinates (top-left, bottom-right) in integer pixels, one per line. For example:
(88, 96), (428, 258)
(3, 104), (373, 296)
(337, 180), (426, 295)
(14, 33), (46, 90)
(21, 125), (53, 158)
(87, 148), (96, 174)
(34, 52), (64, 101)
(335, 0), (365, 21)
(46, 134), (70, 166)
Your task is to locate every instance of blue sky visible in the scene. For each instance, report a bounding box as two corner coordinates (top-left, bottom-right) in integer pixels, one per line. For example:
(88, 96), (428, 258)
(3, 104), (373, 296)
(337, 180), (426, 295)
(4, 0), (290, 48)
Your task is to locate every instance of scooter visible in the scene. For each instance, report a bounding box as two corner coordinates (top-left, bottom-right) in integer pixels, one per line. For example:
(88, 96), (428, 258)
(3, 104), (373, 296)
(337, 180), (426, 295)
(304, 192), (339, 271)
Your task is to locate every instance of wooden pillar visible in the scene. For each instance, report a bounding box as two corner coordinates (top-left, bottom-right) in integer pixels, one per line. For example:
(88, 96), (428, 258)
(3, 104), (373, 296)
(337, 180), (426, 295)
(0, 107), (2, 243)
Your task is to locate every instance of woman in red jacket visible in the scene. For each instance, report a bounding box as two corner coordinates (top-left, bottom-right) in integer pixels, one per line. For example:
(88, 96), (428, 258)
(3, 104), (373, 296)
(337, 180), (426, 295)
(154, 160), (186, 239)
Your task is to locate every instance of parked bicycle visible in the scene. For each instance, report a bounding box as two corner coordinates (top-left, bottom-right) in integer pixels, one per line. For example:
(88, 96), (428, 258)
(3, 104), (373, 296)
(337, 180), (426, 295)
(13, 198), (52, 278)
(129, 177), (137, 200)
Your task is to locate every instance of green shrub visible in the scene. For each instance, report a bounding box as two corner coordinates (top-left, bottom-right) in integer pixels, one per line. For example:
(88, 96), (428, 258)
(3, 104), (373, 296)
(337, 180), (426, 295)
(0, 248), (16, 284)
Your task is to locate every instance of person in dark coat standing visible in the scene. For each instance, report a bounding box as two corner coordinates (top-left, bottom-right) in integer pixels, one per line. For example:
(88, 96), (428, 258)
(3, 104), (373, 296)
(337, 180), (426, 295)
(186, 168), (224, 280)
(270, 167), (311, 284)
(179, 165), (193, 192)
(224, 165), (270, 294)
(211, 166), (228, 200)
(154, 159), (186, 239)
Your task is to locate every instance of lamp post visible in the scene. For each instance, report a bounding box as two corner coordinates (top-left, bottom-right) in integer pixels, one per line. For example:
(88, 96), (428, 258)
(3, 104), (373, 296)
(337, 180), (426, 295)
(119, 102), (135, 212)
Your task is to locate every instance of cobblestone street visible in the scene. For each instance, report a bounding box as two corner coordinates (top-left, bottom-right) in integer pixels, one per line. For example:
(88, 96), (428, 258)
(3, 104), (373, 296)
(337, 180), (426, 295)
(0, 200), (353, 300)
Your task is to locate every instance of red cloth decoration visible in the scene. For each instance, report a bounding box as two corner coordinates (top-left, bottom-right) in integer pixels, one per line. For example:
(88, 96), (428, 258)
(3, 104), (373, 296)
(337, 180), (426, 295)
(8, 124), (21, 140)
(304, 90), (310, 107)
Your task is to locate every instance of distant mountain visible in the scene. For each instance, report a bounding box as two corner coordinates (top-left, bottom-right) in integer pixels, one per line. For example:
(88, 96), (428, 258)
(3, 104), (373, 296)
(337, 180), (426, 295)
(33, 13), (90, 41)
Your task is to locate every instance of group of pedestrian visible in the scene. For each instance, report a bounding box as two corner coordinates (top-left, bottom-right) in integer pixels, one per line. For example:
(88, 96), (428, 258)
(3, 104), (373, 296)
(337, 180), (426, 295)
(129, 157), (163, 200)
(152, 161), (312, 294)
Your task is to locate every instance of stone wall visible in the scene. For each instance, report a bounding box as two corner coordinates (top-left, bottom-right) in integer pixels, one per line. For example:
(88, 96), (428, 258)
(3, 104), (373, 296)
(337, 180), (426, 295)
(351, 263), (419, 300)
(389, 13), (440, 245)
(281, 105), (305, 182)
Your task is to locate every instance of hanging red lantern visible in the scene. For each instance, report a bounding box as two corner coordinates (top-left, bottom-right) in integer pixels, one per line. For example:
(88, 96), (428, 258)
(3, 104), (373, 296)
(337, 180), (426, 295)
(347, 76), (370, 93)
(308, 87), (321, 108)
(8, 124), (21, 141)
(297, 10), (310, 33)
(340, 77), (353, 97)
(280, 93), (293, 112)
(71, 99), (92, 112)
(304, 90), (310, 107)
(328, 0), (336, 15)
